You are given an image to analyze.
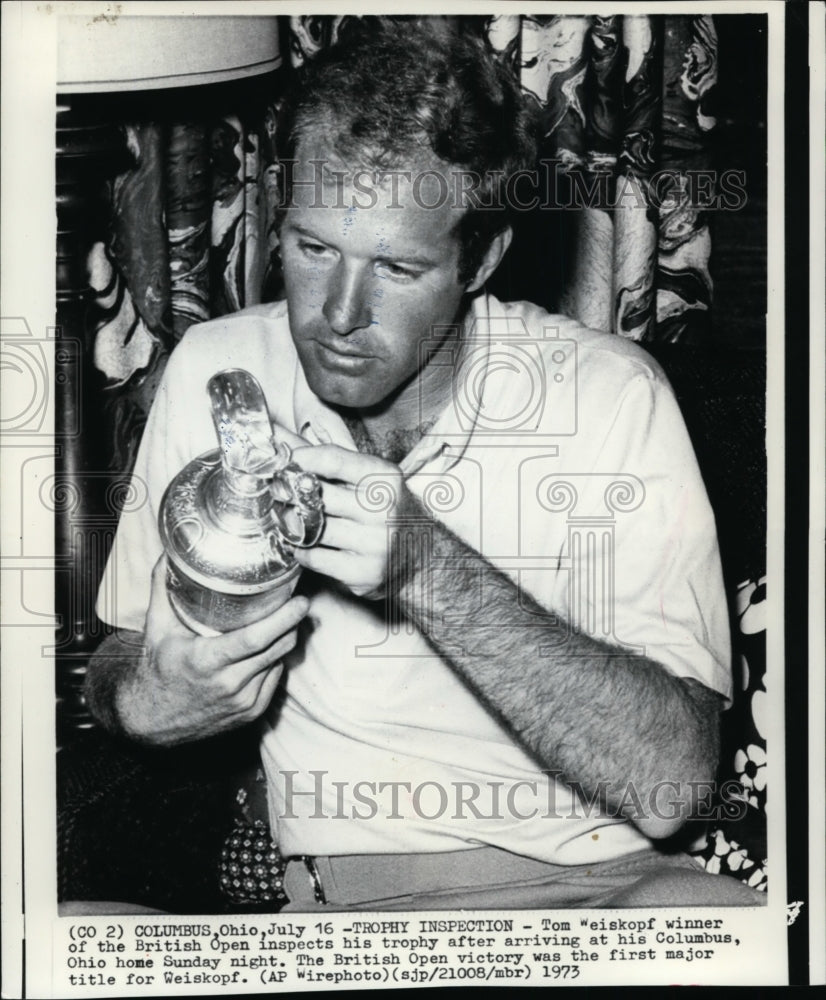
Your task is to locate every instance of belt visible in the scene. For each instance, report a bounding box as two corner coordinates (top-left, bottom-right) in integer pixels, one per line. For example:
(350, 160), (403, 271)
(284, 845), (661, 908)
(299, 856), (327, 905)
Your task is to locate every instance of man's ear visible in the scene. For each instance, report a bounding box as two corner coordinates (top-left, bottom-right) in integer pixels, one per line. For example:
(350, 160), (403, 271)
(464, 226), (513, 293)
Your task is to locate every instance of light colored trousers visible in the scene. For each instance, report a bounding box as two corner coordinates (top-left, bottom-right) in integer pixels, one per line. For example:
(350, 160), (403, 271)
(282, 845), (767, 911)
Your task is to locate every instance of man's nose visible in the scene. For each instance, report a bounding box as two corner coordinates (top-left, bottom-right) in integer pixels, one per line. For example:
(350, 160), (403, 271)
(322, 262), (372, 336)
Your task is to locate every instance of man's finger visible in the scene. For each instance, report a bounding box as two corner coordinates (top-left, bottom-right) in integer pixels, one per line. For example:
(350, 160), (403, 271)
(222, 629), (297, 699)
(292, 443), (392, 485)
(196, 594), (310, 670)
(313, 516), (379, 553)
(271, 421), (311, 453)
(249, 660), (286, 717)
(151, 553), (167, 585)
(308, 480), (364, 521)
(293, 545), (366, 585)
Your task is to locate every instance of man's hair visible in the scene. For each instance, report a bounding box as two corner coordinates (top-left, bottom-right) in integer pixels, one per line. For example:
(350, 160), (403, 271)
(277, 19), (538, 284)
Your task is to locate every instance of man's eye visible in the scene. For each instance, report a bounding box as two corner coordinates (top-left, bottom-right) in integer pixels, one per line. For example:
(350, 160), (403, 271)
(299, 241), (329, 258)
(376, 261), (417, 281)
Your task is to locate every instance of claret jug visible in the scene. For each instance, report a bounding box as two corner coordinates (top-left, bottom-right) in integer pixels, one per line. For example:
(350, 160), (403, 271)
(158, 369), (324, 634)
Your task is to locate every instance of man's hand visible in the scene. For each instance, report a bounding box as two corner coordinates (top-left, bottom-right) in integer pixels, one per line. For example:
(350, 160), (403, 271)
(288, 444), (423, 599)
(116, 555), (309, 745)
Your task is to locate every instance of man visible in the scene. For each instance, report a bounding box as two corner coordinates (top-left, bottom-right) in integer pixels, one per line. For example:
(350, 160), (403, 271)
(87, 22), (762, 909)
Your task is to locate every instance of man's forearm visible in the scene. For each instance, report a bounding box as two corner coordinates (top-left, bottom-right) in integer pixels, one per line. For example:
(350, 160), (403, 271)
(84, 630), (147, 738)
(393, 511), (723, 838)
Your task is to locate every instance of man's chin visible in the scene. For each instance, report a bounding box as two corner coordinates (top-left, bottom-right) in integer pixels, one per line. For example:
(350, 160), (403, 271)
(304, 370), (383, 412)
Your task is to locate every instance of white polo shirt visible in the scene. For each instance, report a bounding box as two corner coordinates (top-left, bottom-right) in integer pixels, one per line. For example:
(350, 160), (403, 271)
(97, 292), (731, 865)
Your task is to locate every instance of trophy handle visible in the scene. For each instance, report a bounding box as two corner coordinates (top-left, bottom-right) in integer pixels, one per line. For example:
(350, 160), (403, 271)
(270, 463), (325, 548)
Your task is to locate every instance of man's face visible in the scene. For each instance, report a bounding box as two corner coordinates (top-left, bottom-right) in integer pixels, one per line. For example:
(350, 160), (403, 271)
(279, 138), (472, 413)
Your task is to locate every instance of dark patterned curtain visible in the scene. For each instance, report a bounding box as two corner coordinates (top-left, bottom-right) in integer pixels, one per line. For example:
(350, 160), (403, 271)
(87, 102), (283, 473)
(289, 13), (718, 342)
(486, 14), (718, 343)
(90, 13), (720, 474)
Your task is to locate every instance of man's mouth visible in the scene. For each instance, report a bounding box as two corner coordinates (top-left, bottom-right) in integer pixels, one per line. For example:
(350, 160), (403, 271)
(315, 341), (375, 367)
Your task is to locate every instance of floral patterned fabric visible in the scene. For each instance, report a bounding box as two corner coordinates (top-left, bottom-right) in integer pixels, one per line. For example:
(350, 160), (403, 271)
(689, 574), (768, 892)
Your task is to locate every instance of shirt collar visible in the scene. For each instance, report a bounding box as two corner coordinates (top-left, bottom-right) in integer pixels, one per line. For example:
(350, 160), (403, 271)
(292, 358), (355, 449)
(401, 290), (493, 475)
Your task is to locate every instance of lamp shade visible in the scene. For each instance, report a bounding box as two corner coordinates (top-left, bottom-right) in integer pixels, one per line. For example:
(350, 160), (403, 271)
(57, 15), (281, 93)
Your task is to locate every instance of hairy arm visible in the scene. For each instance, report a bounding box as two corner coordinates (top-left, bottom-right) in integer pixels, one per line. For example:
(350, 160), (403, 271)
(84, 630), (144, 738)
(83, 629), (144, 735)
(294, 443), (726, 840)
(392, 503), (724, 839)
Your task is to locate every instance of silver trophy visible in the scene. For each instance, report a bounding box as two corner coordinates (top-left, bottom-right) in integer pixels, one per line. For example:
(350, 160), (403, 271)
(158, 369), (324, 635)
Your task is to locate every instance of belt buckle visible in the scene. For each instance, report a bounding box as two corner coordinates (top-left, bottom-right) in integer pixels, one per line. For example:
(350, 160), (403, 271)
(301, 856), (327, 905)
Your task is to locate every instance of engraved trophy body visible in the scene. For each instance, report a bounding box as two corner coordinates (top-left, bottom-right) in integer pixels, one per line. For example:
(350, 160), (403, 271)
(158, 369), (324, 635)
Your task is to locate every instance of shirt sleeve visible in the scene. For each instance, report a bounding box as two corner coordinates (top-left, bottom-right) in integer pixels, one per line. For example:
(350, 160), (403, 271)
(582, 366), (733, 703)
